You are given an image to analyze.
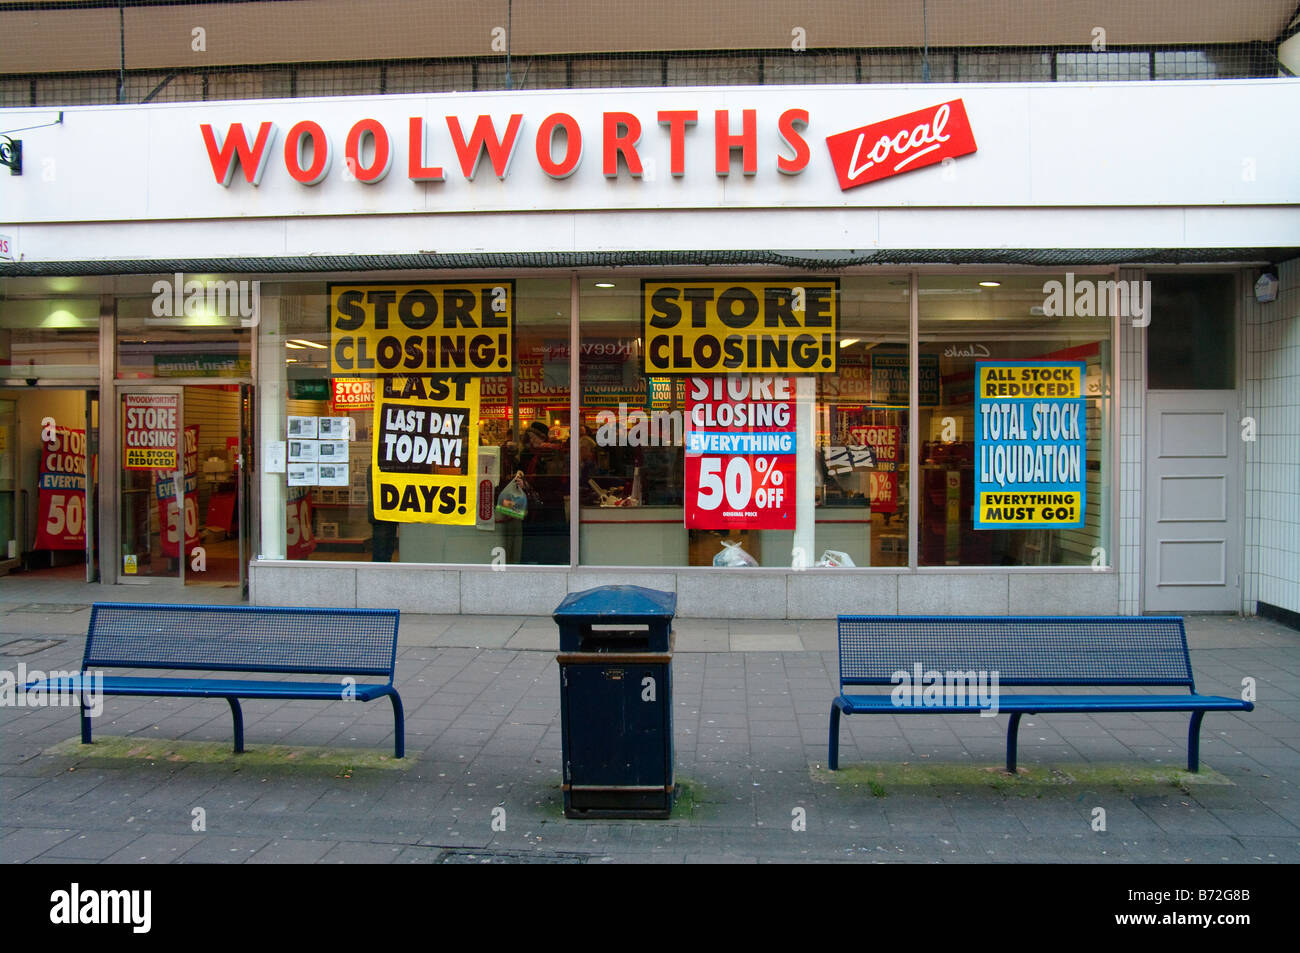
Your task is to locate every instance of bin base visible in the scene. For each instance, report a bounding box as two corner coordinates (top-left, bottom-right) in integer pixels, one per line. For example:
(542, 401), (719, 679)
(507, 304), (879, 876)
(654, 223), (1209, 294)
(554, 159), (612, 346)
(563, 784), (675, 819)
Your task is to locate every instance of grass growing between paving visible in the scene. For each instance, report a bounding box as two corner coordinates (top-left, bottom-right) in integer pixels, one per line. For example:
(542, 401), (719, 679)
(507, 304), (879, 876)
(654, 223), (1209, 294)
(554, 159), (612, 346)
(46, 735), (410, 774)
(810, 761), (1233, 796)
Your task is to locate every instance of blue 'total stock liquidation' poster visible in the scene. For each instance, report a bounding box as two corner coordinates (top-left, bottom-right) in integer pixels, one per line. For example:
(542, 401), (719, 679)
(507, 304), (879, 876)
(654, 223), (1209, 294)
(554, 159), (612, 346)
(974, 361), (1086, 530)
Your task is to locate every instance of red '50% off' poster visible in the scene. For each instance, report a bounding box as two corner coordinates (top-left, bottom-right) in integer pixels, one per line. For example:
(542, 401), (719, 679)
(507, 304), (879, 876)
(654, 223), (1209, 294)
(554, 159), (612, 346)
(685, 376), (795, 530)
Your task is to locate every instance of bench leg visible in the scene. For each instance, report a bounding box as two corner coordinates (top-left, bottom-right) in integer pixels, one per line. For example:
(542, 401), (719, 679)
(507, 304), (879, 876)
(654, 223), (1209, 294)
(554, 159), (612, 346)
(1187, 711), (1205, 773)
(227, 698), (245, 754)
(828, 703), (841, 771)
(1006, 712), (1022, 773)
(79, 692), (92, 745)
(390, 693), (405, 759)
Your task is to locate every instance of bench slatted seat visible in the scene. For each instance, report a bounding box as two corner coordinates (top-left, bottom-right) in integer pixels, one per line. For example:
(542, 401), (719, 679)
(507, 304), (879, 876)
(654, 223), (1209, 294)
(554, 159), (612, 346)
(24, 603), (405, 758)
(830, 615), (1252, 773)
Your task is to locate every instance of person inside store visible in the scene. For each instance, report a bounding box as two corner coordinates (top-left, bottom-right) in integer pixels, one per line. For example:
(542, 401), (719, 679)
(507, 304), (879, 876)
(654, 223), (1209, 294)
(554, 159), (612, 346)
(577, 423), (597, 488)
(518, 420), (568, 564)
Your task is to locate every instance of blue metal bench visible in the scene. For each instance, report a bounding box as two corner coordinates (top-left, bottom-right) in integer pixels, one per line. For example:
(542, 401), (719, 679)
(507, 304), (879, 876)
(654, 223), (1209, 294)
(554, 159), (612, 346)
(829, 615), (1252, 773)
(24, 603), (405, 758)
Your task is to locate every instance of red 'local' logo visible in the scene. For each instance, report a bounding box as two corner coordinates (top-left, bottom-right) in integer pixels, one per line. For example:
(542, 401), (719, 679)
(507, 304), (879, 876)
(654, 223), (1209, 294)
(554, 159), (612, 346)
(824, 99), (977, 191)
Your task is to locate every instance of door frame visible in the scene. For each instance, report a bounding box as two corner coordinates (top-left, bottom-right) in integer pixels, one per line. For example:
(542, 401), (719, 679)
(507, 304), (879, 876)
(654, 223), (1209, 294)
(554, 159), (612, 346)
(110, 384), (186, 586)
(1139, 268), (1246, 613)
(84, 389), (99, 582)
(0, 397), (19, 575)
(104, 378), (255, 587)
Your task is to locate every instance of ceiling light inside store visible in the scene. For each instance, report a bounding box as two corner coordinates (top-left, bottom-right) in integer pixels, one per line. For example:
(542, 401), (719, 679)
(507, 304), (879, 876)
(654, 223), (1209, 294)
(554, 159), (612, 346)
(290, 339), (326, 349)
(979, 281), (1002, 287)
(839, 338), (860, 348)
(144, 314), (242, 327)
(594, 282), (615, 288)
(284, 342), (304, 349)
(40, 310), (95, 329)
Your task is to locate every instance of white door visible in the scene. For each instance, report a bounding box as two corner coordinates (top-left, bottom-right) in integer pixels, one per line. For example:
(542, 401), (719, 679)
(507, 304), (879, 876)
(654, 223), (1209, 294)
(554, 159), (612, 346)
(1143, 392), (1241, 612)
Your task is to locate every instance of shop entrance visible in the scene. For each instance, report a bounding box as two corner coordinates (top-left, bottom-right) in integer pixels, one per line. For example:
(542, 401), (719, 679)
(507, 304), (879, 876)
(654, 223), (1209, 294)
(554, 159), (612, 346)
(0, 388), (100, 582)
(1143, 392), (1242, 612)
(1141, 273), (1241, 613)
(116, 384), (250, 589)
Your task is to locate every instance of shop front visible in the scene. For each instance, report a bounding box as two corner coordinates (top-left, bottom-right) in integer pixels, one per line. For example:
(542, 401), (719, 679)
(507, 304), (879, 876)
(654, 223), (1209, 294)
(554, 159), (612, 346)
(2, 79), (1297, 616)
(0, 279), (253, 590)
(241, 268), (1120, 617)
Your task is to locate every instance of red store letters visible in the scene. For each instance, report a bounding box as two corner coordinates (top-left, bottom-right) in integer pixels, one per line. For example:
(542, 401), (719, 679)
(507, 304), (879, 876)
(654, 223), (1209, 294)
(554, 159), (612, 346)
(199, 108), (813, 186)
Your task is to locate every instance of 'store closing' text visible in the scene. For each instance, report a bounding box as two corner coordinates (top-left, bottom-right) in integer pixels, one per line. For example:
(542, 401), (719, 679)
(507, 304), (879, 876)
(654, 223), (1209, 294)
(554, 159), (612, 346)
(331, 281), (514, 375)
(643, 280), (838, 374)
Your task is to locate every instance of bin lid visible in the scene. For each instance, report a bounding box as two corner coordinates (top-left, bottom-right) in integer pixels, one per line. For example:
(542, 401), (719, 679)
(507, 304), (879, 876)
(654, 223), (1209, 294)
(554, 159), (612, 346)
(552, 585), (676, 620)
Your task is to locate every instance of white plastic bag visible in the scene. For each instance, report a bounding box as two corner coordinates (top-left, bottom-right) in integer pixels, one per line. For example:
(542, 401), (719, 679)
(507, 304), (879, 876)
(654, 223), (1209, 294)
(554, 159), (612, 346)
(495, 473), (529, 520)
(814, 549), (856, 567)
(713, 539), (758, 568)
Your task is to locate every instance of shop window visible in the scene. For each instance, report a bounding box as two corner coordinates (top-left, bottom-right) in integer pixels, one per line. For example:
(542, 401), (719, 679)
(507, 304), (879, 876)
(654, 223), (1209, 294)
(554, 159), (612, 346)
(260, 278), (570, 566)
(576, 279), (682, 566)
(576, 275), (908, 568)
(251, 270), (1113, 571)
(818, 278), (912, 567)
(115, 279), (253, 381)
(918, 274), (1113, 567)
(466, 280), (571, 566)
(0, 291), (100, 383)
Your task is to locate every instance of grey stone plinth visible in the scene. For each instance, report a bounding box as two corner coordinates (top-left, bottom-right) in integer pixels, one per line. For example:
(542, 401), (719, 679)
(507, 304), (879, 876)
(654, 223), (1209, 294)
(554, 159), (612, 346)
(674, 571), (789, 618)
(786, 571), (900, 618)
(356, 566), (461, 614)
(897, 572), (1010, 615)
(251, 563), (358, 607)
(459, 570), (570, 615)
(1009, 572), (1120, 615)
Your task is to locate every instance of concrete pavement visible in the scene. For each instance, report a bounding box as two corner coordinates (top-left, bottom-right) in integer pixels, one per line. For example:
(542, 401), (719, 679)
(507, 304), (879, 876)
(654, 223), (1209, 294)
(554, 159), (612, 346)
(1, 587), (1297, 864)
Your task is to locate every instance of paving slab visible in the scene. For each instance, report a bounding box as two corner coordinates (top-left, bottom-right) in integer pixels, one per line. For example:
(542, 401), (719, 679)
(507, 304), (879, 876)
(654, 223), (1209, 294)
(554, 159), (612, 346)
(2, 597), (1297, 865)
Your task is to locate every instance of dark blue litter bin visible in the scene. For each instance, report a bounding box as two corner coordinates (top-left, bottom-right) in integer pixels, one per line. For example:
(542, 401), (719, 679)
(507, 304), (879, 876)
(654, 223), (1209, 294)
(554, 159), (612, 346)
(554, 585), (676, 819)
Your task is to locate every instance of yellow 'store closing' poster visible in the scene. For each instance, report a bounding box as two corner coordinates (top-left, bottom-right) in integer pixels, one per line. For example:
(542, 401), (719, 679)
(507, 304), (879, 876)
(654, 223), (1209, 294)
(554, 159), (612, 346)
(371, 377), (479, 525)
(331, 282), (513, 376)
